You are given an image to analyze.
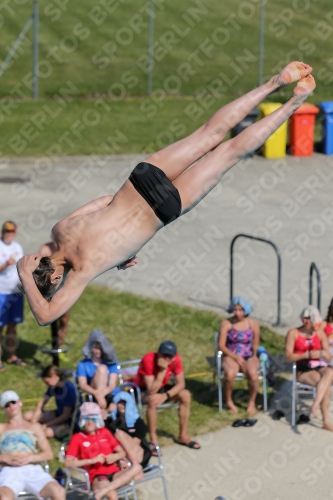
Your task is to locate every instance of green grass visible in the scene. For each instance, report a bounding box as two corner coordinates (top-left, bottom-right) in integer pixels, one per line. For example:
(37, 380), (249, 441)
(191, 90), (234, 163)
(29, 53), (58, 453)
(0, 285), (285, 472)
(0, 0), (332, 156)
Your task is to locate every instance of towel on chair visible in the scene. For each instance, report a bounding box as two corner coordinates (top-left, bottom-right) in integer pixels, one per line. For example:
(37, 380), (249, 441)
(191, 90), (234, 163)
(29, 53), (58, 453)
(111, 391), (140, 428)
(82, 329), (118, 363)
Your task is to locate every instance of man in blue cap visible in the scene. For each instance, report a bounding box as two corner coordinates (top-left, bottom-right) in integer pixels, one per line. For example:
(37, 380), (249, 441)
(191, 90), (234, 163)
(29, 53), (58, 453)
(132, 340), (200, 450)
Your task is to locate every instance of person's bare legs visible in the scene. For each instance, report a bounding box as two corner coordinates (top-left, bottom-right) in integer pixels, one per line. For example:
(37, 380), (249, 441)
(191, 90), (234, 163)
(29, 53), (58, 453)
(5, 322), (26, 365)
(173, 388), (199, 448)
(311, 368), (333, 419)
(298, 367), (333, 420)
(0, 327), (4, 371)
(222, 357), (239, 413)
(297, 369), (321, 417)
(146, 62), (312, 181)
(58, 309), (70, 345)
(93, 463), (142, 500)
(242, 358), (259, 415)
(320, 381), (333, 431)
(92, 478), (118, 500)
(39, 480), (66, 500)
(174, 75), (316, 213)
(113, 430), (144, 479)
(146, 401), (158, 444)
(91, 364), (109, 391)
(0, 486), (15, 500)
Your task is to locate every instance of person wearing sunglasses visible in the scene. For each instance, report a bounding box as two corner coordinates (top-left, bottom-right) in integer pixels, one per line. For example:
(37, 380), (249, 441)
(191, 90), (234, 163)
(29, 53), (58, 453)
(0, 389), (65, 500)
(65, 402), (141, 500)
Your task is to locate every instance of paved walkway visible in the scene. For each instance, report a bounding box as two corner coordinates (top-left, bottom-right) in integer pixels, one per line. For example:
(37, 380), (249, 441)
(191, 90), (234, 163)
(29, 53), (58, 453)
(137, 379), (333, 500)
(1, 152), (333, 328)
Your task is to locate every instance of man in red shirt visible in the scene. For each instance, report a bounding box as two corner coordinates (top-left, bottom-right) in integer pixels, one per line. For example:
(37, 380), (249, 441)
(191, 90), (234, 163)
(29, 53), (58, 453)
(65, 402), (141, 500)
(132, 341), (200, 450)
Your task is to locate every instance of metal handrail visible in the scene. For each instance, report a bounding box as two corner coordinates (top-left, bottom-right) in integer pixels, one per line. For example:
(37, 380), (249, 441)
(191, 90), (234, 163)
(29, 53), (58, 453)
(309, 262), (321, 312)
(230, 233), (282, 326)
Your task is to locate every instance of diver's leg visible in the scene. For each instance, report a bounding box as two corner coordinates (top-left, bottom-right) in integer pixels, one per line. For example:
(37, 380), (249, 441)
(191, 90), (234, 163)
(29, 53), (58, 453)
(145, 62), (312, 181)
(173, 75), (315, 214)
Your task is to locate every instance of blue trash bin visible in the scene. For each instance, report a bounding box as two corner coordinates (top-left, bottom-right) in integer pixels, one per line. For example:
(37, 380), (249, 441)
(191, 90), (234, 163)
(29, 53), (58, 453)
(319, 101), (333, 155)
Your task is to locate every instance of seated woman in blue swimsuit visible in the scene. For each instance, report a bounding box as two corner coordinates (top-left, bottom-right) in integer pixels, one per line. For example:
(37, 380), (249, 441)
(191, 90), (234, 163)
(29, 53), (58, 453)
(218, 296), (260, 415)
(16, 63), (315, 327)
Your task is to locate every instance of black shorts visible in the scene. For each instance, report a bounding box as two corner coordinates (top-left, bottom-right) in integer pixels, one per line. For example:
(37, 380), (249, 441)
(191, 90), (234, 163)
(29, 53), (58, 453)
(129, 162), (182, 226)
(157, 384), (174, 394)
(297, 361), (326, 373)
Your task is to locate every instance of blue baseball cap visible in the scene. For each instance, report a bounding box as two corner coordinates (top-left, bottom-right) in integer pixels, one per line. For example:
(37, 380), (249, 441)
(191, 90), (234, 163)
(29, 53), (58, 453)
(158, 340), (177, 357)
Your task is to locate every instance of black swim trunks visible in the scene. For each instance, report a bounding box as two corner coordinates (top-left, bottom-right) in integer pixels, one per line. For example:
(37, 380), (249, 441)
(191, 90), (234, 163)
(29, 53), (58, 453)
(129, 162), (182, 226)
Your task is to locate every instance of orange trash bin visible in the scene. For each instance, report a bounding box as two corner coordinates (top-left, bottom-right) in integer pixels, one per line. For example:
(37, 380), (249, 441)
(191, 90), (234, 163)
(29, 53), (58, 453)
(289, 103), (319, 156)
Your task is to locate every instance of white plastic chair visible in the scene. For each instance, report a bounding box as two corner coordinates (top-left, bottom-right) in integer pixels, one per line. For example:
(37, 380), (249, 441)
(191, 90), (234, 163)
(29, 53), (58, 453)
(291, 361), (316, 427)
(215, 332), (267, 412)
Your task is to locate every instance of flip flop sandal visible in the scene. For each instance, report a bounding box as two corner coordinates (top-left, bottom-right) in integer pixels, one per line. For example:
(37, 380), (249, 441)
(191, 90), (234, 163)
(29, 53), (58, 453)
(271, 410), (285, 420)
(297, 414), (310, 425)
(0, 363), (5, 372)
(243, 419), (257, 427)
(232, 419), (247, 427)
(177, 440), (201, 449)
(148, 444), (160, 457)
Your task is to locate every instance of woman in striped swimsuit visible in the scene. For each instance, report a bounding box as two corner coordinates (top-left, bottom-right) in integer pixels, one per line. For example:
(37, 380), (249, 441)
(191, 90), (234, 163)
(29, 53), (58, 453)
(218, 296), (260, 415)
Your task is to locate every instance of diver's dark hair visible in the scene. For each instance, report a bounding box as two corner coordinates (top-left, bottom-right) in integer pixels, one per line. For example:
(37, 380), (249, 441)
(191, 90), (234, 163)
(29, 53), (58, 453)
(326, 298), (333, 323)
(17, 256), (57, 299)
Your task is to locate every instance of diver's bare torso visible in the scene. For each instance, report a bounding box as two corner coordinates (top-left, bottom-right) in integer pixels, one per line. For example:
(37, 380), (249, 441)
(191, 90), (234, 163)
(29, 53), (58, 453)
(52, 180), (163, 282)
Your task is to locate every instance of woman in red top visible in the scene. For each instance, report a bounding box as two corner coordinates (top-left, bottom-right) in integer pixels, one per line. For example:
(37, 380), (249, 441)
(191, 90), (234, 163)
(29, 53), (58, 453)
(285, 306), (333, 430)
(322, 299), (333, 346)
(65, 402), (141, 500)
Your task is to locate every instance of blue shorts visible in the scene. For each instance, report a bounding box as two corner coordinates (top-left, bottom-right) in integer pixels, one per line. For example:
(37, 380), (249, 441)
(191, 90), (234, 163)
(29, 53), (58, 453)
(0, 293), (24, 327)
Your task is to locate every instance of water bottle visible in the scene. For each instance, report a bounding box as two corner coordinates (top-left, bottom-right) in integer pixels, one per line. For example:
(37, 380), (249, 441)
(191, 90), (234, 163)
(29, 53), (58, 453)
(55, 468), (66, 486)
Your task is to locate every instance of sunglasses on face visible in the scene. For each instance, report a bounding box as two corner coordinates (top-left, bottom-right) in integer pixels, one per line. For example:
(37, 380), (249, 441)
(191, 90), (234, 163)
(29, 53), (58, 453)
(4, 400), (18, 409)
(82, 416), (99, 423)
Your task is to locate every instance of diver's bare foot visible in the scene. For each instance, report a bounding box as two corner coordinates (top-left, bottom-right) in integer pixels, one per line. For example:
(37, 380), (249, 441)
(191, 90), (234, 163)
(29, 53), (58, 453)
(292, 75), (316, 104)
(273, 61), (312, 88)
(323, 420), (333, 432)
(310, 402), (319, 419)
(227, 401), (238, 414)
(247, 402), (257, 416)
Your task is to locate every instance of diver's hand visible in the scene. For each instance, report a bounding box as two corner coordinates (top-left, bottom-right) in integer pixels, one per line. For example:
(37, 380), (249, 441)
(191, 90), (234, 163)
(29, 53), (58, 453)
(117, 255), (138, 270)
(17, 254), (42, 276)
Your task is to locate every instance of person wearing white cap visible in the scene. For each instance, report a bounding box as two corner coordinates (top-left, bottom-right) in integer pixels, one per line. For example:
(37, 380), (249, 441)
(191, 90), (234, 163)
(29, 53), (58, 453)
(0, 390), (65, 500)
(285, 306), (333, 429)
(65, 402), (141, 500)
